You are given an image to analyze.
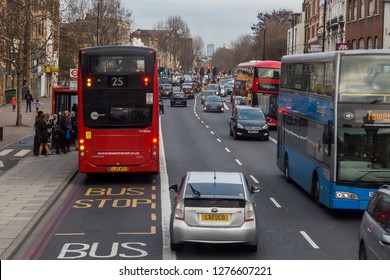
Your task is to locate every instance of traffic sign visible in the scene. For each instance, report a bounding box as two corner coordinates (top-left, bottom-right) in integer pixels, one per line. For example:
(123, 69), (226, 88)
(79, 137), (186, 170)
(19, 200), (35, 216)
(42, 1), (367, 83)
(70, 68), (78, 78)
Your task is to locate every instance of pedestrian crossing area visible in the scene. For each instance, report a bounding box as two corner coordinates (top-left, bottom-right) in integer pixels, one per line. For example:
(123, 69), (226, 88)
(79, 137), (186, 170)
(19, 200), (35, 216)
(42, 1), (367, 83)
(0, 148), (32, 168)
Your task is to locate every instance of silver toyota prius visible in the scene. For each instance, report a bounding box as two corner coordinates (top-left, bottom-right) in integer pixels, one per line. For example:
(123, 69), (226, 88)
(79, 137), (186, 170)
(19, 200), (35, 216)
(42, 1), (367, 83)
(169, 171), (261, 252)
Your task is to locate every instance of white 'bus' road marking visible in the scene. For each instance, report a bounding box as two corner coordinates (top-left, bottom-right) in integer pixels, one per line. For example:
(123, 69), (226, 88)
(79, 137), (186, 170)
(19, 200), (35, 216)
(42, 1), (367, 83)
(250, 175), (259, 184)
(270, 197), (282, 208)
(14, 149), (31, 157)
(235, 159), (242, 166)
(0, 149), (13, 156)
(225, 147), (231, 153)
(300, 231), (320, 249)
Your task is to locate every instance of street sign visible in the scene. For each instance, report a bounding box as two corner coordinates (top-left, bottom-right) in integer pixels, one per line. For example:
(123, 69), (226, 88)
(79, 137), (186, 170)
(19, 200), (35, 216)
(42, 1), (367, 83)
(70, 68), (78, 79)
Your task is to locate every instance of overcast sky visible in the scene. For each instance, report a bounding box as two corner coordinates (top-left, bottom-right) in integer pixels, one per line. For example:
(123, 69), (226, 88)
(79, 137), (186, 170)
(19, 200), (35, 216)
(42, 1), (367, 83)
(124, 0), (302, 49)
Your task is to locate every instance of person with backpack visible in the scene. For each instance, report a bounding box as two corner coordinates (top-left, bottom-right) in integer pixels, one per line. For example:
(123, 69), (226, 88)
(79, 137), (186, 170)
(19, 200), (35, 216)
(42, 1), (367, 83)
(25, 90), (33, 112)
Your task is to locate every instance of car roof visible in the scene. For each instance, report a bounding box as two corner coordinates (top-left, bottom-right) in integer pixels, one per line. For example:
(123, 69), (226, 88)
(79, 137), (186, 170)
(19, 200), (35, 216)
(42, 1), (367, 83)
(187, 171), (244, 184)
(236, 105), (261, 110)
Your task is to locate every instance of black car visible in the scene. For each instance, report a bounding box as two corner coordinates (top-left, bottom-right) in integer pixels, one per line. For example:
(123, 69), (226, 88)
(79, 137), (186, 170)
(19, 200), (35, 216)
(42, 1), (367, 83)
(170, 92), (187, 107)
(181, 82), (195, 99)
(230, 106), (269, 140)
(203, 95), (224, 112)
(201, 90), (216, 104)
(159, 84), (173, 98)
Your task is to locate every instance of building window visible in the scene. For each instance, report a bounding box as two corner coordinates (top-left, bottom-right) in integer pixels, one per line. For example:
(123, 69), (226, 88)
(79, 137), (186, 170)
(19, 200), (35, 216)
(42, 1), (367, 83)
(353, 0), (358, 20)
(358, 38), (365, 49)
(367, 37), (373, 49)
(374, 36), (379, 48)
(368, 0), (373, 15)
(360, 0), (365, 18)
(352, 39), (357, 49)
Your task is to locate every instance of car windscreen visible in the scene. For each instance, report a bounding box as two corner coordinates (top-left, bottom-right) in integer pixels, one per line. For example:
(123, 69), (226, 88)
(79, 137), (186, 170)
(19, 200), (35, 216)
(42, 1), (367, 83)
(238, 109), (265, 120)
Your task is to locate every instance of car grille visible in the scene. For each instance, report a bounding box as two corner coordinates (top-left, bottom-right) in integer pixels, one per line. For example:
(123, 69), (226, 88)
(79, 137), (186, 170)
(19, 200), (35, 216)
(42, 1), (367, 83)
(245, 127), (261, 130)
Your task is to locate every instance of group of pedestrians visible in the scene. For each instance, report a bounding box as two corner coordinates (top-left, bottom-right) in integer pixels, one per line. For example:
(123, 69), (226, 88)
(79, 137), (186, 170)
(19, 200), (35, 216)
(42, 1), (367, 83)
(34, 110), (78, 156)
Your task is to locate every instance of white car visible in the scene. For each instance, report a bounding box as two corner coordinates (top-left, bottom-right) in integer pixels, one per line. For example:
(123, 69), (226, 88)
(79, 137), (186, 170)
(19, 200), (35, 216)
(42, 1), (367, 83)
(169, 171), (261, 251)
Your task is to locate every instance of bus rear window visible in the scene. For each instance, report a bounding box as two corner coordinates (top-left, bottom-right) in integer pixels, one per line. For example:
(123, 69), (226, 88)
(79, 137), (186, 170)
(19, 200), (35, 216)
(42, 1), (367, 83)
(110, 106), (151, 125)
(89, 56), (146, 73)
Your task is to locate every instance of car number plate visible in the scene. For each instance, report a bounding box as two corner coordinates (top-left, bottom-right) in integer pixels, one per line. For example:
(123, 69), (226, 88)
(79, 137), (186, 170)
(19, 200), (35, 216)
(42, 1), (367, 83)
(248, 130), (259, 134)
(201, 214), (229, 221)
(110, 166), (128, 172)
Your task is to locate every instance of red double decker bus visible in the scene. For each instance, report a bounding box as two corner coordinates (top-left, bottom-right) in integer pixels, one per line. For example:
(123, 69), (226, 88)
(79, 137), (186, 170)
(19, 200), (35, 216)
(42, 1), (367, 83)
(234, 60), (281, 128)
(77, 46), (159, 174)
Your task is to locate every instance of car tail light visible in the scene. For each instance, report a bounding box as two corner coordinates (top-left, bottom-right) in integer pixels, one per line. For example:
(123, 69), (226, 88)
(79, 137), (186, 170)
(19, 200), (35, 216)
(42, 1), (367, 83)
(174, 200), (185, 220)
(245, 201), (255, 222)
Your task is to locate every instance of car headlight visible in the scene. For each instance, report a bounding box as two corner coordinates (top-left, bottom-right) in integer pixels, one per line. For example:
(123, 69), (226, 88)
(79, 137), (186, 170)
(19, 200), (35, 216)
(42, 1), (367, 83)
(237, 123), (244, 129)
(262, 124), (269, 129)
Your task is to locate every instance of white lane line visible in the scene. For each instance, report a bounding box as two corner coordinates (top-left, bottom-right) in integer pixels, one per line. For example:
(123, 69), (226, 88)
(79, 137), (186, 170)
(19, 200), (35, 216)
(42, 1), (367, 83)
(159, 117), (177, 260)
(269, 136), (277, 144)
(205, 125), (209, 128)
(225, 147), (231, 153)
(235, 159), (242, 166)
(0, 160), (4, 168)
(250, 175), (259, 184)
(300, 231), (320, 249)
(14, 149), (31, 157)
(0, 149), (13, 156)
(270, 197), (282, 208)
(216, 138), (221, 142)
(210, 131), (214, 135)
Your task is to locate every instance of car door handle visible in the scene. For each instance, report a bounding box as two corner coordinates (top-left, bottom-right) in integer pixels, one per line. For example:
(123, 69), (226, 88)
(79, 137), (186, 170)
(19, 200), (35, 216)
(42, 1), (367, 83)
(366, 227), (372, 233)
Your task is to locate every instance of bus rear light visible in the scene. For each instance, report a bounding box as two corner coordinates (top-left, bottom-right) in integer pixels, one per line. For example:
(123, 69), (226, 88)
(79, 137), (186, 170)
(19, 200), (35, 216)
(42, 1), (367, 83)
(86, 78), (92, 87)
(144, 77), (149, 86)
(152, 137), (158, 144)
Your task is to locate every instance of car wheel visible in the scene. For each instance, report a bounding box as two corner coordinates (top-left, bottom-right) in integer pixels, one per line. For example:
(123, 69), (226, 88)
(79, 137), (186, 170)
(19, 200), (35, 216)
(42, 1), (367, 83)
(229, 125), (233, 136)
(233, 129), (240, 140)
(170, 103), (173, 107)
(263, 136), (269, 141)
(170, 241), (181, 251)
(284, 155), (292, 183)
(359, 242), (367, 260)
(312, 174), (321, 204)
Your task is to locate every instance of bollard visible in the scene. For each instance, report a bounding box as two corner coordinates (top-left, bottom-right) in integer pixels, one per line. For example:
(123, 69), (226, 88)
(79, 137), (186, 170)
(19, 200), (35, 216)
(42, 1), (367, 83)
(0, 126), (3, 141)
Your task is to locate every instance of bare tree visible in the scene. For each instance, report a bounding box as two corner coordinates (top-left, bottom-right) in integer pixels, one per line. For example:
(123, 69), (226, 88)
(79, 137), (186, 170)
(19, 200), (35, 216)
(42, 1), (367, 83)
(211, 47), (235, 75)
(59, 0), (134, 83)
(0, 0), (58, 125)
(154, 15), (191, 70)
(251, 9), (292, 60)
(231, 34), (256, 64)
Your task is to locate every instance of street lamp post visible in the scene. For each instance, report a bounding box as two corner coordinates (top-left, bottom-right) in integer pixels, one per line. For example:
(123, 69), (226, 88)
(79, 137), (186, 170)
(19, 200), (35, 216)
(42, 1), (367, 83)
(322, 0), (327, 52)
(263, 28), (266, 60)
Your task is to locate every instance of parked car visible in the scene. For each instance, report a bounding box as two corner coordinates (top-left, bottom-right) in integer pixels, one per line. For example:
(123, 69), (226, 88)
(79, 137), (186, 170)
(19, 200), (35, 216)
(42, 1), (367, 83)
(358, 184), (390, 260)
(203, 95), (224, 113)
(170, 92), (187, 107)
(201, 90), (216, 104)
(159, 84), (173, 98)
(230, 106), (269, 141)
(169, 171), (261, 251)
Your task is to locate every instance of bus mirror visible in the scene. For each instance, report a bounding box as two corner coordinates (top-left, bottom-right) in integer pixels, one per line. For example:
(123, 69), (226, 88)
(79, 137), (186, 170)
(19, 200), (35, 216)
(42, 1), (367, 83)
(323, 131), (330, 145)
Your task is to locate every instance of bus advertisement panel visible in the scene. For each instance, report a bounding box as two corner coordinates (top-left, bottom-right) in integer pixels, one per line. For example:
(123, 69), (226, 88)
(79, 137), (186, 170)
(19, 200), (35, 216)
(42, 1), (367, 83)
(277, 50), (390, 210)
(77, 46), (159, 174)
(234, 60), (281, 128)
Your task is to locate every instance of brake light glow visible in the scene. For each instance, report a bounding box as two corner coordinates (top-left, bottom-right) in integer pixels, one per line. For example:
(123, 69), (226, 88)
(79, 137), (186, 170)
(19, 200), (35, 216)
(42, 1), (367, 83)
(86, 77), (92, 87)
(144, 77), (149, 86)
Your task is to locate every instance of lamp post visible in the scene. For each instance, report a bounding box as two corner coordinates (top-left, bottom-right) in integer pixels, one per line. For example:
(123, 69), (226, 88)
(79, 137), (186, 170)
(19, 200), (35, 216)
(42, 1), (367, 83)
(322, 0), (327, 52)
(262, 28), (266, 60)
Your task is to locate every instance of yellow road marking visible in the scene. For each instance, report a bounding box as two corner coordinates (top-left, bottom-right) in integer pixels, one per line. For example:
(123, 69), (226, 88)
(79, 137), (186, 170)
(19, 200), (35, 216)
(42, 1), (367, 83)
(117, 226), (156, 235)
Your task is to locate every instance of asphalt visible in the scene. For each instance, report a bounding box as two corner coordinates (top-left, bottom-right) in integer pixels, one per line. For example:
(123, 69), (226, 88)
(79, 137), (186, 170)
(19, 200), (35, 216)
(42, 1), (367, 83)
(0, 101), (78, 259)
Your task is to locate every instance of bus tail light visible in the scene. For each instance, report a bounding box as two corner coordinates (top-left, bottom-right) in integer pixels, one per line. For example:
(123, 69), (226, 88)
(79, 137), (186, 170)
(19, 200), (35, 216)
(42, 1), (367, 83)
(79, 139), (85, 152)
(86, 77), (92, 87)
(144, 77), (149, 86)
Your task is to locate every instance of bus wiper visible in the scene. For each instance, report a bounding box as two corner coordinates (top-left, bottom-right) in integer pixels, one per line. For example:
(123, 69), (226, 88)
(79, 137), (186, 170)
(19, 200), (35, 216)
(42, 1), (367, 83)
(370, 98), (381, 104)
(350, 170), (390, 185)
(189, 184), (201, 197)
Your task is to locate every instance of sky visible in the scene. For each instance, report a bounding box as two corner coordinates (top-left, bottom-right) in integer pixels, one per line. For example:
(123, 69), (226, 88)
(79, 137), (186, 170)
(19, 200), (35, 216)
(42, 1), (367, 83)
(124, 0), (302, 50)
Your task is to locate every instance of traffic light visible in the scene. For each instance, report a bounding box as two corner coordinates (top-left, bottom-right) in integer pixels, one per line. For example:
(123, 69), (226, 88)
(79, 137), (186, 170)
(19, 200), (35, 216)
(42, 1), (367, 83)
(212, 66), (217, 77)
(158, 67), (165, 77)
(207, 65), (211, 74)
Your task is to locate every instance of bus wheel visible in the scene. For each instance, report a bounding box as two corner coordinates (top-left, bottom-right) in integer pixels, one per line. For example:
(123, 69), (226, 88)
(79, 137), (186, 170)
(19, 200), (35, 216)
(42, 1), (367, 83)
(284, 156), (292, 183)
(312, 174), (321, 204)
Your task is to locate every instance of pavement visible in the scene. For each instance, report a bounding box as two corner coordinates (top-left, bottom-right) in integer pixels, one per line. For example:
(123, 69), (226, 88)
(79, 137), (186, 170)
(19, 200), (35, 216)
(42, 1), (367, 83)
(0, 102), (78, 259)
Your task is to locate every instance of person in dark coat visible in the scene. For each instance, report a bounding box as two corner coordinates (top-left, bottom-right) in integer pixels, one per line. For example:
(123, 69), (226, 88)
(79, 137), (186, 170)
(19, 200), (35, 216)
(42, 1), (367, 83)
(38, 114), (53, 156)
(25, 90), (33, 112)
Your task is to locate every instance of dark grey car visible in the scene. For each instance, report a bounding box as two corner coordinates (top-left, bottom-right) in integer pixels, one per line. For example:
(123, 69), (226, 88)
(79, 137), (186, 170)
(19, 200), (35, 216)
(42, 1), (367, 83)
(230, 106), (269, 140)
(203, 95), (224, 112)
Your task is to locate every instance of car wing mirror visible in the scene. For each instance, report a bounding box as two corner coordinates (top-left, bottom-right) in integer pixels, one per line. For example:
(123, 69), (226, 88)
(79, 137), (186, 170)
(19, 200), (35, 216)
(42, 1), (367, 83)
(169, 184), (178, 192)
(251, 185), (262, 193)
(381, 234), (390, 246)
